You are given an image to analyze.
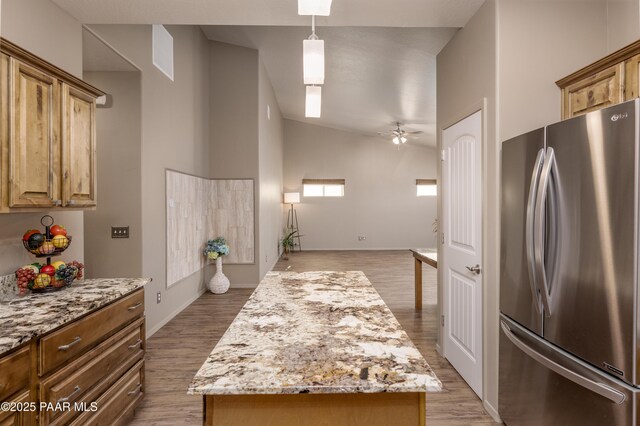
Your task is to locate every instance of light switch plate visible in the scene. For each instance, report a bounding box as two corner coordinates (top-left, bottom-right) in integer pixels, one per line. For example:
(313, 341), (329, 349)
(111, 226), (130, 238)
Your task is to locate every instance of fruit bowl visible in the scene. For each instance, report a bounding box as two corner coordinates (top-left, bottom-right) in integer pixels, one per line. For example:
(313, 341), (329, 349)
(15, 261), (84, 295)
(22, 236), (72, 257)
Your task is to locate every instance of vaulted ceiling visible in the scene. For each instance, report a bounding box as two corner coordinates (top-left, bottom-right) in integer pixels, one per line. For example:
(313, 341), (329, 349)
(54, 0), (486, 147)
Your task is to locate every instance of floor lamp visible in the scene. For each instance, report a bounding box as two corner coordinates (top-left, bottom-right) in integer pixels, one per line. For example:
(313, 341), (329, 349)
(284, 192), (302, 252)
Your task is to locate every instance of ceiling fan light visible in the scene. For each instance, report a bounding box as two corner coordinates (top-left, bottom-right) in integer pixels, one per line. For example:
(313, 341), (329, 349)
(305, 86), (322, 118)
(401, 136), (407, 144)
(303, 39), (325, 85)
(298, 0), (332, 16)
(392, 136), (400, 145)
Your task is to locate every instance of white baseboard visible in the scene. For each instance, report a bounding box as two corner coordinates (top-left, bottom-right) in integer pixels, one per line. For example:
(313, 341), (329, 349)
(146, 287), (206, 338)
(483, 399), (501, 423)
(435, 342), (443, 357)
(298, 247), (415, 251)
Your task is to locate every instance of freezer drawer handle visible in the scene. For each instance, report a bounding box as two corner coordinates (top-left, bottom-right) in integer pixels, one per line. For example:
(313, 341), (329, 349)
(500, 321), (626, 404)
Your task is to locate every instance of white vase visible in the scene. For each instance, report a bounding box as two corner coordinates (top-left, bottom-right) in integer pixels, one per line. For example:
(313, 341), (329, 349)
(208, 257), (230, 294)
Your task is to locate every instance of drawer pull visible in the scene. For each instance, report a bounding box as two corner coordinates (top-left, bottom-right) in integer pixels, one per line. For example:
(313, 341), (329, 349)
(128, 302), (143, 311)
(127, 383), (142, 396)
(58, 336), (82, 351)
(128, 339), (143, 350)
(58, 385), (82, 403)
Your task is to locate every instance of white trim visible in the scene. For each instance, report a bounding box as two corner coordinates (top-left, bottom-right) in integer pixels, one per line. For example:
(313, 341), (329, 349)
(285, 247), (430, 251)
(435, 342), (443, 357)
(483, 400), (502, 423)
(146, 287), (205, 338)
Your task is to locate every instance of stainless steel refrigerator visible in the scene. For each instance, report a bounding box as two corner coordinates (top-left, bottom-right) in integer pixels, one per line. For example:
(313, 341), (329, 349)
(500, 99), (640, 425)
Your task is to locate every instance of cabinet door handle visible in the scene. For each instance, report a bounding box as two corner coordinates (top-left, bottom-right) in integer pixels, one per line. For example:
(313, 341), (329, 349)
(58, 385), (82, 403)
(127, 383), (142, 396)
(58, 336), (82, 351)
(128, 339), (142, 350)
(128, 302), (143, 311)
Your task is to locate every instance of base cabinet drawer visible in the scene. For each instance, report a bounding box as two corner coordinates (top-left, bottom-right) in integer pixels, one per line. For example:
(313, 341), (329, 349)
(0, 391), (34, 426)
(0, 346), (30, 401)
(40, 318), (145, 425)
(39, 290), (144, 375)
(70, 360), (144, 426)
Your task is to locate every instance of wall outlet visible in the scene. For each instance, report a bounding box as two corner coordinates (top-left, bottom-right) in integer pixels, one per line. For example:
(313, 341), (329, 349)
(111, 226), (130, 238)
(358, 236), (367, 241)
(265, 255), (268, 263)
(156, 292), (162, 304)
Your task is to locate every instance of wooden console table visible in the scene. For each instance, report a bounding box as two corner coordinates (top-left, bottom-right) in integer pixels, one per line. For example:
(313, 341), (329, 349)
(410, 249), (438, 310)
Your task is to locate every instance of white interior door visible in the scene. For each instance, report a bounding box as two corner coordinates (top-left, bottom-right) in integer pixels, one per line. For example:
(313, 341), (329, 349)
(442, 110), (483, 398)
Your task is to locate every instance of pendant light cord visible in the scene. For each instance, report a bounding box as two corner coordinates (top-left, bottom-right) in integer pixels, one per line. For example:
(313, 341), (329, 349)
(309, 15), (318, 40)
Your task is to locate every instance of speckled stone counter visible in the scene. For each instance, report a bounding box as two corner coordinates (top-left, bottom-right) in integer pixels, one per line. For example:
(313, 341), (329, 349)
(0, 278), (150, 354)
(189, 271), (442, 396)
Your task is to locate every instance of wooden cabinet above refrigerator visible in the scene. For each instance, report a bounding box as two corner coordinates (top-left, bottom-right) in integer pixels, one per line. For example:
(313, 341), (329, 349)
(0, 38), (104, 213)
(557, 39), (640, 119)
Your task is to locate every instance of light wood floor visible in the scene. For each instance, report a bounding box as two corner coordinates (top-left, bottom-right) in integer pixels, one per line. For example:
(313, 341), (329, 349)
(130, 251), (498, 425)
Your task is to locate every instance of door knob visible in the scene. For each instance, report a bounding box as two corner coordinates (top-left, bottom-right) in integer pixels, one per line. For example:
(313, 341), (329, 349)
(466, 264), (481, 275)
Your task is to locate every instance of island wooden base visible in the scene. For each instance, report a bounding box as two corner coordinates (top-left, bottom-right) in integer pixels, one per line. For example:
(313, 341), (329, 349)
(203, 392), (426, 426)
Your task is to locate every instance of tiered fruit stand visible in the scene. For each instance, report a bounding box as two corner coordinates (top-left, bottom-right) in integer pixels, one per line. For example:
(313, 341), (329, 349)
(15, 215), (83, 293)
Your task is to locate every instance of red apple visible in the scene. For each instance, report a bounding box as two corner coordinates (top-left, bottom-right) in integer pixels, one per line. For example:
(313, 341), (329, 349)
(50, 225), (67, 237)
(22, 229), (39, 241)
(40, 264), (55, 277)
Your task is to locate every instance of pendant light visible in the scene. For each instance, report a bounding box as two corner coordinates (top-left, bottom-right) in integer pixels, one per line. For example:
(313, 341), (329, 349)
(303, 38), (324, 85)
(303, 16), (324, 85)
(305, 86), (322, 118)
(298, 0), (332, 16)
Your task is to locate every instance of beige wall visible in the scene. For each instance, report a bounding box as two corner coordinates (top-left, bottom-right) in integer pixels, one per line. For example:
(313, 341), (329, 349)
(88, 24), (211, 336)
(436, 0), (498, 417)
(607, 0), (640, 52)
(258, 60), (284, 277)
(498, 0), (608, 141)
(208, 41), (261, 285)
(0, 0), (84, 276)
(284, 120), (437, 250)
(83, 71), (142, 279)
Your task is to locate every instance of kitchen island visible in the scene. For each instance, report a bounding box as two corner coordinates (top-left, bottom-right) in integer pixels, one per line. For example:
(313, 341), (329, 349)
(188, 271), (441, 426)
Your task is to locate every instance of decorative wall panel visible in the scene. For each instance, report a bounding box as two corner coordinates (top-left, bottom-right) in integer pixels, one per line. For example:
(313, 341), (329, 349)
(166, 170), (254, 287)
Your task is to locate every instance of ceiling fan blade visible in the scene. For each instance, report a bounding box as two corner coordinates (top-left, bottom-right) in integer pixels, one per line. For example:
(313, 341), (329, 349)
(405, 131), (424, 135)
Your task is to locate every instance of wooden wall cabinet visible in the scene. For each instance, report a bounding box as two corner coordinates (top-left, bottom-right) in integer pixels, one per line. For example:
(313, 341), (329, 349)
(557, 39), (640, 119)
(0, 38), (103, 213)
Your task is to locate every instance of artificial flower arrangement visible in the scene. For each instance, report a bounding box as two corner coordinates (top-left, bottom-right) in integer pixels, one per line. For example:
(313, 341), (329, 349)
(203, 237), (230, 260)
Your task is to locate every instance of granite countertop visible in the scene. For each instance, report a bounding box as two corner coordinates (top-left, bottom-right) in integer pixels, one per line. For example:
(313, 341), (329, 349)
(411, 249), (438, 267)
(0, 278), (150, 354)
(188, 271), (442, 396)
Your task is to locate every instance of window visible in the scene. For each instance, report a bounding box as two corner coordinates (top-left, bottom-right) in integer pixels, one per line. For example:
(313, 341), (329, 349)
(416, 179), (437, 197)
(303, 179), (345, 197)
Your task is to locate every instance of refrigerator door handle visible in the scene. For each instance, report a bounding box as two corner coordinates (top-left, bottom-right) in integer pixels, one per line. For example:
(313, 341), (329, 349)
(526, 149), (545, 314)
(500, 320), (626, 404)
(534, 147), (556, 317)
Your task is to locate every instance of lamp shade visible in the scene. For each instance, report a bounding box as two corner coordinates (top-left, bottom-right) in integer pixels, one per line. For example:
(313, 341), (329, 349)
(305, 86), (322, 118)
(298, 0), (332, 16)
(284, 192), (301, 204)
(303, 39), (325, 85)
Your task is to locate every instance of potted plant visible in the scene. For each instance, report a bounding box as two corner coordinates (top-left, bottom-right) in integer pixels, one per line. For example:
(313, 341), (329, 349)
(203, 237), (230, 294)
(281, 229), (299, 260)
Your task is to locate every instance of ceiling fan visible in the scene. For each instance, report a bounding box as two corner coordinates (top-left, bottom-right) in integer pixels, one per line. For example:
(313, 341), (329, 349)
(378, 122), (424, 145)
